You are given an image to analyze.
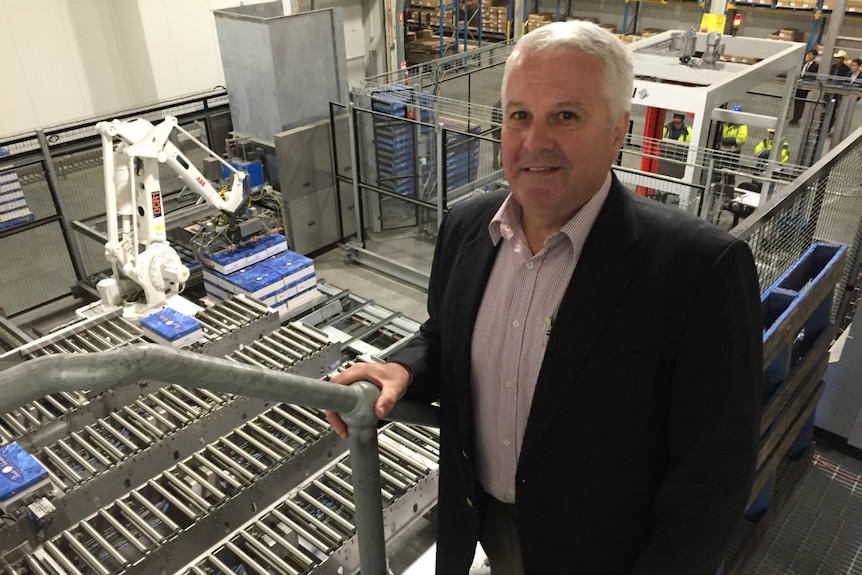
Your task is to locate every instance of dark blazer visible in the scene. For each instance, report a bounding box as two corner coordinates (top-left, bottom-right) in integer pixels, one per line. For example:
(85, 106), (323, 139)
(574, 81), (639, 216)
(831, 62), (850, 79)
(394, 175), (763, 575)
(801, 59), (819, 81)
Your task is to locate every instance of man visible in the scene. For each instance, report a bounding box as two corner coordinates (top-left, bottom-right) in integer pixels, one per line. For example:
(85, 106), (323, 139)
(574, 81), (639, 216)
(831, 49), (851, 78)
(790, 49), (819, 125)
(719, 105), (748, 186)
(754, 128), (790, 163)
(327, 21), (762, 575)
(828, 50), (851, 130)
(662, 111), (692, 142)
(848, 58), (862, 85)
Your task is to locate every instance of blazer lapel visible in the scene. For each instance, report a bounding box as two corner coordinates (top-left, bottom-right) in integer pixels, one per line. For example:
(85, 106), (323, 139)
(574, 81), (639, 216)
(519, 181), (640, 464)
(448, 214), (501, 449)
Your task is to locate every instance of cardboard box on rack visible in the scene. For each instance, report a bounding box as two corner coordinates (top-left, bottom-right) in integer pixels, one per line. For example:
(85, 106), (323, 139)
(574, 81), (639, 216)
(778, 28), (805, 42)
(775, 0), (817, 7)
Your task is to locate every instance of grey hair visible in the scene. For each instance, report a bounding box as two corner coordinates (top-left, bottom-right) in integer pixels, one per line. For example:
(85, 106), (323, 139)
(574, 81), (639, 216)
(501, 21), (634, 126)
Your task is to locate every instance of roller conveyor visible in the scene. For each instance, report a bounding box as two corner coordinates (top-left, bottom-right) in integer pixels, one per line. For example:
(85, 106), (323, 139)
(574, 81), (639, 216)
(0, 314), (145, 448)
(0, 296), (280, 450)
(189, 294), (282, 358)
(36, 385), (228, 492)
(176, 422), (440, 575)
(1, 283), (435, 574)
(226, 323), (336, 374)
(301, 282), (422, 360)
(17, 402), (339, 575)
(0, 298), (341, 567)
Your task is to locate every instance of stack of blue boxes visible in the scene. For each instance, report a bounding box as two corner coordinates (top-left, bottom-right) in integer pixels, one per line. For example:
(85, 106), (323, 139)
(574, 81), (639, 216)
(140, 307), (204, 349)
(371, 85), (433, 200)
(444, 125), (481, 196)
(0, 148), (35, 232)
(201, 233), (318, 315)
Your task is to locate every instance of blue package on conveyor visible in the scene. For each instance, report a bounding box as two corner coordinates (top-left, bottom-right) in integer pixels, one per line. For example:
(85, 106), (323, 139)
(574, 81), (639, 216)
(224, 262), (284, 299)
(0, 442), (48, 502)
(205, 248), (248, 275)
(140, 308), (202, 342)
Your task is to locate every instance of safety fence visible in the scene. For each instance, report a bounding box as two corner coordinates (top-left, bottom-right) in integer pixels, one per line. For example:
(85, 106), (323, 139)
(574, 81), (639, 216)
(733, 124), (862, 332)
(0, 90), (231, 318)
(339, 45), (862, 330)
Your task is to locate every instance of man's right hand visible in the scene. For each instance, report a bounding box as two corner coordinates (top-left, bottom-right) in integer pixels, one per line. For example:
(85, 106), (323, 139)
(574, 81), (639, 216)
(324, 362), (412, 439)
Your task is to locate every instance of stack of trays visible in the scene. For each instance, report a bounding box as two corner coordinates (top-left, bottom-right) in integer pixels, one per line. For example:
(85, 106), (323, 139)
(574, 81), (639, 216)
(140, 307), (204, 348)
(203, 233), (288, 274)
(203, 244), (318, 314)
(0, 148), (35, 232)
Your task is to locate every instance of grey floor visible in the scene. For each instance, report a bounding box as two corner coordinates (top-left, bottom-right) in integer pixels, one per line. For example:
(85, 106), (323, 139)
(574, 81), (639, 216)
(741, 447), (862, 575)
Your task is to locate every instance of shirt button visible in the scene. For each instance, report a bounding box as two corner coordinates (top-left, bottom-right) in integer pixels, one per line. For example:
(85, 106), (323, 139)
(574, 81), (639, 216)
(512, 320), (520, 328)
(466, 497), (474, 508)
(526, 261), (534, 269)
(462, 450), (469, 460)
(502, 439), (511, 447)
(505, 381), (513, 389)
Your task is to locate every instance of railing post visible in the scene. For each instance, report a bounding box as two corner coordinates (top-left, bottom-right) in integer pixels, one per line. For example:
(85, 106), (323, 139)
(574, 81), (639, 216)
(343, 381), (389, 575)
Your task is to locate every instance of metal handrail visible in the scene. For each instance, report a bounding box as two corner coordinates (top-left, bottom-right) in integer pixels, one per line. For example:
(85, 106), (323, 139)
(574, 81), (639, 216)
(0, 344), (439, 575)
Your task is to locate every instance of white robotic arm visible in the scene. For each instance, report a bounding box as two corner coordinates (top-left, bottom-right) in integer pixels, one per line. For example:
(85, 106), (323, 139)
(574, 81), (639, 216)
(95, 115), (248, 317)
(143, 117), (246, 217)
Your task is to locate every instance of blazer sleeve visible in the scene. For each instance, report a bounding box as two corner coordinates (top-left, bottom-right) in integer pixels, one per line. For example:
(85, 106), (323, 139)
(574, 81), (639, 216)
(632, 239), (763, 575)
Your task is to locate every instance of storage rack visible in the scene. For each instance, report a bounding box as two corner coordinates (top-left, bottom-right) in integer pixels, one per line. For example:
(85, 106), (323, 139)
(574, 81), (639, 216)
(404, 0), (517, 60)
(443, 124), (481, 199)
(371, 85), (434, 201)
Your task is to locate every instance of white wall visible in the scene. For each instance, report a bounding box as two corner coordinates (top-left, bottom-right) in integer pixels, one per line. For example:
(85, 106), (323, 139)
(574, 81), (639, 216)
(1, 0), (132, 136)
(0, 0), (276, 138)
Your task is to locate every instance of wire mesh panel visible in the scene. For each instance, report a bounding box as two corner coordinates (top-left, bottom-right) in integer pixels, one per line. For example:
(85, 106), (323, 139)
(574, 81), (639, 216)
(348, 85), (503, 279)
(0, 91), (232, 315)
(0, 223), (78, 316)
(345, 45), (862, 315)
(734, 127), (862, 328)
(808, 148), (862, 325)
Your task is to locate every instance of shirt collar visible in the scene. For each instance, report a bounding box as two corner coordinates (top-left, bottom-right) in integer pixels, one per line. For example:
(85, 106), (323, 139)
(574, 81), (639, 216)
(488, 172), (613, 249)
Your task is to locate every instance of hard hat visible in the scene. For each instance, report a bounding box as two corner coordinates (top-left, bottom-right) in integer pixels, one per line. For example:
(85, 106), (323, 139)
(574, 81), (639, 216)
(732, 105), (743, 112)
(767, 128), (775, 133)
(834, 50), (848, 59)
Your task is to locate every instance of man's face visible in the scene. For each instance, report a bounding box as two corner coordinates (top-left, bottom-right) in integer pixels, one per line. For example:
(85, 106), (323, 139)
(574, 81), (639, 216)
(672, 115), (684, 127)
(501, 50), (628, 223)
(806, 52), (816, 62)
(835, 56), (845, 66)
(767, 131), (774, 140)
(851, 61), (861, 74)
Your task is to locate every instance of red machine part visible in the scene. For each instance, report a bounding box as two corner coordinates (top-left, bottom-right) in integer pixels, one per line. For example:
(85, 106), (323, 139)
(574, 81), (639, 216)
(637, 106), (666, 196)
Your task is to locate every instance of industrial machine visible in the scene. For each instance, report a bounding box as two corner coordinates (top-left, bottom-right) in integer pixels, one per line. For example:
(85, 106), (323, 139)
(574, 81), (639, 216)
(93, 116), (261, 319)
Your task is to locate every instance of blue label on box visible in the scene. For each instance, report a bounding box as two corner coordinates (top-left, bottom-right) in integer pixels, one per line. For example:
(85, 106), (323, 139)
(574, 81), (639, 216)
(224, 262), (283, 298)
(141, 308), (202, 341)
(0, 442), (48, 501)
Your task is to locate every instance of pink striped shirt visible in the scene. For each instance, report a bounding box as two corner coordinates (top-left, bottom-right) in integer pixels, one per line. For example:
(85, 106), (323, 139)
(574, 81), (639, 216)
(470, 173), (612, 503)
